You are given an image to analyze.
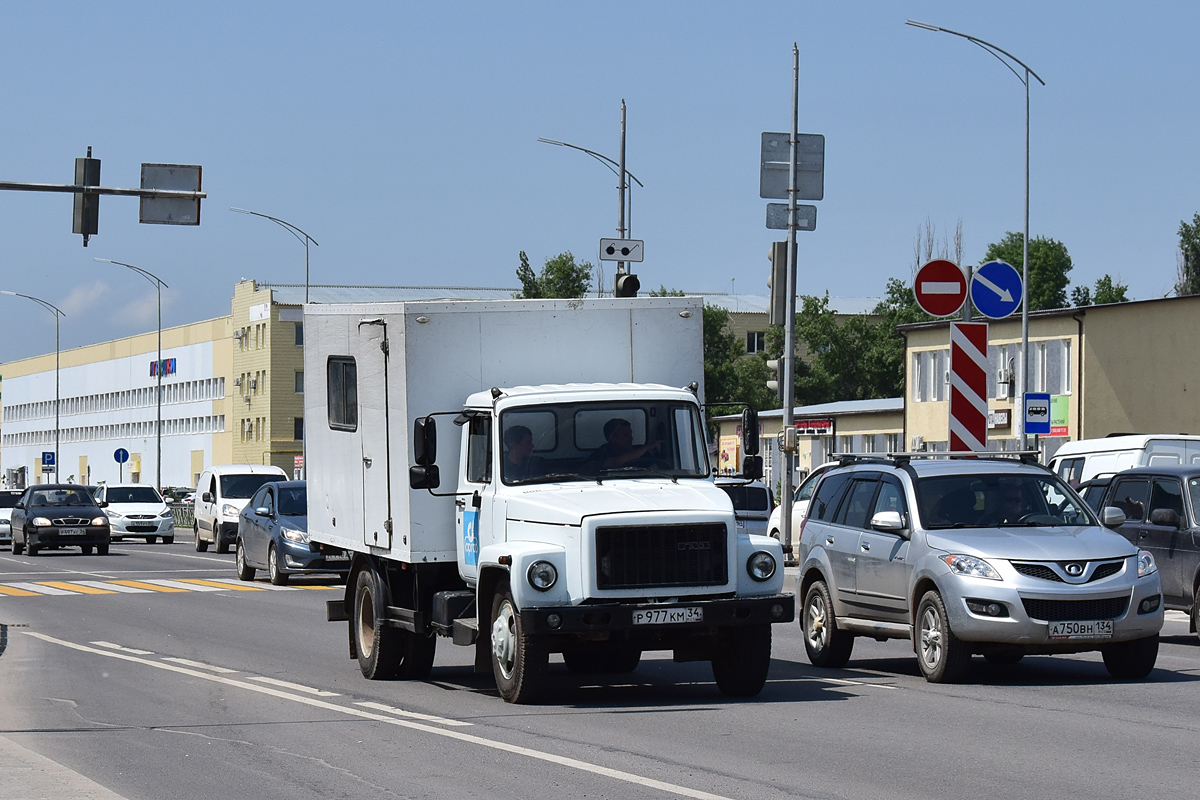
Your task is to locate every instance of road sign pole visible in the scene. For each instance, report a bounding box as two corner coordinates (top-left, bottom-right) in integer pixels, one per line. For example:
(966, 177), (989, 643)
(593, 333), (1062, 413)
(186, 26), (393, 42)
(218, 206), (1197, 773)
(779, 43), (800, 564)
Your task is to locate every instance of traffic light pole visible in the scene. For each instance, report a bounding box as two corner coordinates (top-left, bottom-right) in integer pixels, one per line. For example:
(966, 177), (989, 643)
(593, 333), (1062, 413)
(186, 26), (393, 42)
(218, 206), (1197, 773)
(779, 44), (800, 566)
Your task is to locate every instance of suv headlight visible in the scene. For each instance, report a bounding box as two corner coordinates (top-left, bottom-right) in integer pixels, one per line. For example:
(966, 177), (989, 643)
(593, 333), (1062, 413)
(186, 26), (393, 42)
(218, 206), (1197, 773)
(32, 517), (52, 526)
(1137, 549), (1157, 577)
(221, 504), (239, 518)
(527, 560), (558, 591)
(942, 554), (1002, 580)
(747, 551), (777, 581)
(281, 528), (309, 544)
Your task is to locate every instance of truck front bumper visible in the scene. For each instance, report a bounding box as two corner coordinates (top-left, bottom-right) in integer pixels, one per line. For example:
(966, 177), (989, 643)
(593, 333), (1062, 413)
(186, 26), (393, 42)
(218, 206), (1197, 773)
(521, 593), (794, 635)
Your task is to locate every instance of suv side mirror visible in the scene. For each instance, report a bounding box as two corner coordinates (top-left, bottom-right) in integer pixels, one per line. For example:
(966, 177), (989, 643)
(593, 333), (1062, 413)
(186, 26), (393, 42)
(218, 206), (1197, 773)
(1101, 506), (1126, 527)
(1149, 508), (1181, 528)
(870, 510), (906, 533)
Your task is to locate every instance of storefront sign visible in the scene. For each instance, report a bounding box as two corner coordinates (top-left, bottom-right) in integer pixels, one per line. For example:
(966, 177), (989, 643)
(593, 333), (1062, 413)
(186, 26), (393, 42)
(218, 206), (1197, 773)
(795, 418), (833, 436)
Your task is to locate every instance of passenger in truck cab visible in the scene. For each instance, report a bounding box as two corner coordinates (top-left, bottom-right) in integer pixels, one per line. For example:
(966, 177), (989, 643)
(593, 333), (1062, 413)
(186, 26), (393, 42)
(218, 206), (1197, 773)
(502, 425), (545, 482)
(591, 417), (662, 469)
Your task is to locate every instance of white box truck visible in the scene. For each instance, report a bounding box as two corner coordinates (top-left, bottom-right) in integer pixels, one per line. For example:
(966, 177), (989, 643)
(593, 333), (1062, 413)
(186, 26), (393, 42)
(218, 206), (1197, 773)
(304, 297), (792, 703)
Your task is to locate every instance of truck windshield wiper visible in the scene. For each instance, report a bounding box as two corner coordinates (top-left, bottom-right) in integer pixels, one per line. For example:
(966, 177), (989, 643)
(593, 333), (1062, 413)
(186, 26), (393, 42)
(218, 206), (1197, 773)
(517, 472), (599, 485)
(598, 466), (679, 483)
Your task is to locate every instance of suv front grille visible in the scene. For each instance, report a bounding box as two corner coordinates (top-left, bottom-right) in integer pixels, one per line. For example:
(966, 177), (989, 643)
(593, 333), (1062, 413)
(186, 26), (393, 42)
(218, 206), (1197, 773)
(1012, 560), (1125, 583)
(1022, 596), (1129, 621)
(596, 523), (727, 589)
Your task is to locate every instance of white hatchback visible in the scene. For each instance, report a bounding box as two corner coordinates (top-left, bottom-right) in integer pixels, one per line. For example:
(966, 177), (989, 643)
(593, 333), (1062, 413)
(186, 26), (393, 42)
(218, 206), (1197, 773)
(94, 484), (176, 544)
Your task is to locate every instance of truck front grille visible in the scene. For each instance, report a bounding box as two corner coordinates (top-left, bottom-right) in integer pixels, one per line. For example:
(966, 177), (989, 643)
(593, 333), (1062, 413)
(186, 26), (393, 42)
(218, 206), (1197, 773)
(595, 523), (727, 589)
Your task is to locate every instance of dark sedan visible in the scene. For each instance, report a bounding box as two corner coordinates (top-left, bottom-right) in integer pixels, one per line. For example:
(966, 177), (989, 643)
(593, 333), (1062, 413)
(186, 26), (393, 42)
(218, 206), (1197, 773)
(10, 484), (111, 556)
(234, 481), (348, 585)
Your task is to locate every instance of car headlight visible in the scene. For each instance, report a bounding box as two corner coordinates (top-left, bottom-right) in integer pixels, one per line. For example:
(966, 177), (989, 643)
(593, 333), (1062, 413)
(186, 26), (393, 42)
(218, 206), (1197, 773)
(1137, 549), (1157, 577)
(159, 509), (174, 518)
(281, 528), (309, 544)
(91, 516), (109, 526)
(32, 517), (52, 526)
(105, 510), (123, 519)
(222, 504), (239, 517)
(942, 554), (1002, 580)
(527, 560), (558, 591)
(746, 551), (777, 581)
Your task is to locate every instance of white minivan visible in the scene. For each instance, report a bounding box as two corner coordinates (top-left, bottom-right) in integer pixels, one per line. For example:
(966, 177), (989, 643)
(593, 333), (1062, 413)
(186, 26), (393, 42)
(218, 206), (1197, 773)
(1048, 434), (1200, 486)
(193, 465), (288, 553)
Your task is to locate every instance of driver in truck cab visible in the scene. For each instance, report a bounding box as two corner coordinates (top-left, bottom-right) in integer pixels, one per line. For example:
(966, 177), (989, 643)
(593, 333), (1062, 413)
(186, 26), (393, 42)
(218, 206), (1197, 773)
(591, 417), (662, 468)
(502, 425), (545, 482)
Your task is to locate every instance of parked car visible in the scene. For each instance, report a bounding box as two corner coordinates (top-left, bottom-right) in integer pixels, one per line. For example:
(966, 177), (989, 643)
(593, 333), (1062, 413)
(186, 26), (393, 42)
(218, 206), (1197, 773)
(715, 477), (773, 538)
(1049, 434), (1200, 486)
(1076, 475), (1114, 513)
(767, 462), (836, 543)
(0, 489), (22, 548)
(193, 464), (288, 553)
(9, 484), (112, 556)
(235, 481), (349, 585)
(94, 484), (176, 544)
(1097, 465), (1200, 640)
(797, 454), (1164, 683)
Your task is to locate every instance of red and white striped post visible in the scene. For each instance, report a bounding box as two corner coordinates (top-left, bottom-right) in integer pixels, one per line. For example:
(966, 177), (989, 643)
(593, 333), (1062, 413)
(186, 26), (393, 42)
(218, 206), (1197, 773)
(949, 322), (988, 451)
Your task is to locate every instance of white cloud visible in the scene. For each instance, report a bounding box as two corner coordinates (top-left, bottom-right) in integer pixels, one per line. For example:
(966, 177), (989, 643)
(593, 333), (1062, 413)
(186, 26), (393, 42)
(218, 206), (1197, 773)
(59, 281), (111, 316)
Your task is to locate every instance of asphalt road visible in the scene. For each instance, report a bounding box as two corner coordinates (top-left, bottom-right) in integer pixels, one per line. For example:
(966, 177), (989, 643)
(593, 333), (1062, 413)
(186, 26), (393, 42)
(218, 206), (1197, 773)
(1, 541), (1198, 800)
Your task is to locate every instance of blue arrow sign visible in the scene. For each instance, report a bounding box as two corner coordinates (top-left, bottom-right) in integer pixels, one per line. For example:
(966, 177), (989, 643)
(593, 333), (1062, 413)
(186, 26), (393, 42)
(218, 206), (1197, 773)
(114, 448), (130, 464)
(970, 260), (1023, 319)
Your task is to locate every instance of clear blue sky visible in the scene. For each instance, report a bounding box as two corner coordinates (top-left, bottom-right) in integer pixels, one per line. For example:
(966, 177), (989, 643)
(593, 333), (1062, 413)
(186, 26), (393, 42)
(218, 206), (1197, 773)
(2, 1), (1196, 362)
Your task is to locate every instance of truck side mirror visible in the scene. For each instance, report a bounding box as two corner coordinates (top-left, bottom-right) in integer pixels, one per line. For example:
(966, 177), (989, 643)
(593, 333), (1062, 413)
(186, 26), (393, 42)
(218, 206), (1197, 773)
(741, 455), (763, 481)
(741, 408), (759, 456)
(414, 416), (437, 466)
(409, 465), (440, 490)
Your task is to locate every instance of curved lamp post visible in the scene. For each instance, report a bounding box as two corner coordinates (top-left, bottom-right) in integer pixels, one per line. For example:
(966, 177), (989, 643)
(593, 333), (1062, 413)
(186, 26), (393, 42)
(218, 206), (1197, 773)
(95, 258), (168, 492)
(907, 20), (1045, 449)
(2, 291), (65, 482)
(230, 208), (319, 304)
(537, 137), (645, 238)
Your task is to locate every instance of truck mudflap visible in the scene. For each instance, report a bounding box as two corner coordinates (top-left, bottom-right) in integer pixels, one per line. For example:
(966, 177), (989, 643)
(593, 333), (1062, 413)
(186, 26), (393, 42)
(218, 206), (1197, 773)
(520, 594), (794, 635)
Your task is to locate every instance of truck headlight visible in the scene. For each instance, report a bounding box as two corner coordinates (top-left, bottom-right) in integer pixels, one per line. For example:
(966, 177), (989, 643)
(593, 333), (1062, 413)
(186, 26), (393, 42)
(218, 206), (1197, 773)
(1137, 549), (1157, 577)
(746, 551), (776, 581)
(32, 517), (52, 526)
(527, 560), (558, 591)
(942, 554), (1001, 580)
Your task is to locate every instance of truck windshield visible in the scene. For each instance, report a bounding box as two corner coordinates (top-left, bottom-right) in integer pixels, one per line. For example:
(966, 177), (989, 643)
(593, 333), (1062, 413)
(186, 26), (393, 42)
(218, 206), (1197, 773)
(917, 473), (1095, 529)
(499, 400), (710, 484)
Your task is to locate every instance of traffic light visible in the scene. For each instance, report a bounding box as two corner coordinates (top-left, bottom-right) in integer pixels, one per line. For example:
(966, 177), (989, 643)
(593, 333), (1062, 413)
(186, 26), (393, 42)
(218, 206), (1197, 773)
(766, 357), (784, 400)
(73, 147), (100, 246)
(615, 272), (640, 298)
(767, 241), (787, 325)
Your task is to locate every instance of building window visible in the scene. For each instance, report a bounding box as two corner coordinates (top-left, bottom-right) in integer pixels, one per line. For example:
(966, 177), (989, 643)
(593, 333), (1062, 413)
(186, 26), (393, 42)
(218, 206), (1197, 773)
(294, 323), (304, 346)
(327, 356), (358, 431)
(294, 417), (304, 441)
(295, 370), (304, 394)
(746, 331), (766, 354)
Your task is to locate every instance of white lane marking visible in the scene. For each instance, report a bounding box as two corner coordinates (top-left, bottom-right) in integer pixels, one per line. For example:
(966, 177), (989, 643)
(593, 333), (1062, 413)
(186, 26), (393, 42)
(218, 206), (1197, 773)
(162, 657), (238, 674)
(199, 577), (302, 591)
(355, 700), (473, 726)
(72, 581), (154, 594)
(91, 641), (155, 655)
(814, 676), (898, 690)
(140, 579), (226, 592)
(24, 632), (735, 800)
(4, 582), (78, 595)
(248, 676), (340, 696)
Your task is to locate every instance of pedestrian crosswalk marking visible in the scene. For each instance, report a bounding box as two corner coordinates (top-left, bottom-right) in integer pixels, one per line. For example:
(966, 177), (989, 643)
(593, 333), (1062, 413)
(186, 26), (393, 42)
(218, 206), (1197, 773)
(108, 579), (189, 593)
(40, 581), (116, 595)
(175, 578), (265, 591)
(74, 580), (154, 594)
(0, 576), (342, 598)
(5, 582), (78, 596)
(0, 585), (39, 597)
(142, 579), (226, 592)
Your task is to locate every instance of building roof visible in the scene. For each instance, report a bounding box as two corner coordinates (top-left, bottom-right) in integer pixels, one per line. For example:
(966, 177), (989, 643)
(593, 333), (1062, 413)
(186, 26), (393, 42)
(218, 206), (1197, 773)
(714, 397), (903, 421)
(701, 294), (881, 316)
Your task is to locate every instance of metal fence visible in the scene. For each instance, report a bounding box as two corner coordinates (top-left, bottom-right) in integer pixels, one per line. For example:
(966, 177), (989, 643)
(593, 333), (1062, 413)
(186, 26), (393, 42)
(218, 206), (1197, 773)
(170, 502), (194, 529)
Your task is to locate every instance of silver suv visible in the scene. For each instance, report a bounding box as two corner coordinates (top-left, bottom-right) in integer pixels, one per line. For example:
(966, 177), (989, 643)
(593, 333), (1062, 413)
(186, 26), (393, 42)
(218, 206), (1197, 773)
(797, 454), (1164, 682)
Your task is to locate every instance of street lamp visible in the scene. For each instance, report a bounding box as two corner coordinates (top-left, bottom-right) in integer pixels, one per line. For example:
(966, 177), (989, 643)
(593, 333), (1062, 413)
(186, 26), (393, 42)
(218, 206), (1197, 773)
(95, 258), (168, 492)
(537, 138), (644, 237)
(906, 20), (1045, 449)
(230, 208), (319, 304)
(2, 291), (65, 483)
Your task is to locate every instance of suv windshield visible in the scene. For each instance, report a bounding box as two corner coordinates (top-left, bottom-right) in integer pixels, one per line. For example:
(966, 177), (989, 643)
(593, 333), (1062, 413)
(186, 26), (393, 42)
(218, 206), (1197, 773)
(917, 472), (1093, 529)
(498, 400), (710, 485)
(220, 474), (283, 499)
(106, 487), (163, 504)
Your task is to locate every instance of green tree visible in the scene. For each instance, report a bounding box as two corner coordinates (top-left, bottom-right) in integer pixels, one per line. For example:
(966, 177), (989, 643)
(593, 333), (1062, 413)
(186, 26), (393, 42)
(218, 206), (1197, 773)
(647, 285), (685, 297)
(983, 232), (1073, 310)
(513, 250), (593, 299)
(702, 304), (775, 421)
(794, 294), (900, 402)
(1070, 274), (1129, 307)
(1176, 213), (1200, 296)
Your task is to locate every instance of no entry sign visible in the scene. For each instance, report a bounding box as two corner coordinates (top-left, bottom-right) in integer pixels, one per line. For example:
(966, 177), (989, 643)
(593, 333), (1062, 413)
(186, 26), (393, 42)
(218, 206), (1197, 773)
(914, 260), (967, 317)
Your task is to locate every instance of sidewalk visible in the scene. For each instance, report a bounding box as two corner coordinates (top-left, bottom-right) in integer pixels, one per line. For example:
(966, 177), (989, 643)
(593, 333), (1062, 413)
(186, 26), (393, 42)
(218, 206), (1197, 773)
(0, 735), (127, 800)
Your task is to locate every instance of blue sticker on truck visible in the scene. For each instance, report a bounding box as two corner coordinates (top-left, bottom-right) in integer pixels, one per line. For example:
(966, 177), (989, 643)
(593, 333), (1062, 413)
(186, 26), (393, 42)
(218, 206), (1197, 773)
(463, 510), (479, 566)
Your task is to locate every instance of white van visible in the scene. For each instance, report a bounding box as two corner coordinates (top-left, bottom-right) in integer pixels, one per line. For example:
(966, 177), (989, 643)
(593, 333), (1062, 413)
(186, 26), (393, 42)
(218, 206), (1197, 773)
(193, 465), (288, 553)
(1048, 434), (1200, 486)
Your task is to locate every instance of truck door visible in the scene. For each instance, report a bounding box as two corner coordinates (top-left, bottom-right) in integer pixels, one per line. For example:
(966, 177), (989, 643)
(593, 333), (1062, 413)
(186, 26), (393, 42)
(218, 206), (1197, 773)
(355, 322), (392, 549)
(455, 414), (495, 583)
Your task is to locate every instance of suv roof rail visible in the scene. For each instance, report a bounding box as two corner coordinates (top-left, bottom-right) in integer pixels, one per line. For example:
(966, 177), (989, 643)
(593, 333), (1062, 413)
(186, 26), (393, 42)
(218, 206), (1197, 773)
(831, 450), (1043, 468)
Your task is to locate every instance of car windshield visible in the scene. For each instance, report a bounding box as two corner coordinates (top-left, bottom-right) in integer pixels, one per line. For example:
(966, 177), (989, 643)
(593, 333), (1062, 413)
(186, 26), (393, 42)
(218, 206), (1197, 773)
(0, 491), (21, 509)
(106, 487), (163, 504)
(220, 474), (283, 499)
(28, 488), (94, 507)
(498, 400), (710, 485)
(277, 486), (306, 516)
(917, 472), (1094, 529)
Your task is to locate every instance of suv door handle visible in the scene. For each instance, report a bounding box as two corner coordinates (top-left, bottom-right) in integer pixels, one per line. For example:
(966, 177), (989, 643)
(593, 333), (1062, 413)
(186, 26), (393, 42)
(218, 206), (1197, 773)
(825, 536), (835, 545)
(860, 542), (871, 552)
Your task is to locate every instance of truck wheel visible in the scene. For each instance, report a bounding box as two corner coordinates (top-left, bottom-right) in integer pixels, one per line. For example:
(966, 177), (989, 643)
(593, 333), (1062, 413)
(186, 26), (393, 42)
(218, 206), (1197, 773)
(194, 524), (208, 553)
(1102, 634), (1159, 680)
(490, 581), (548, 703)
(915, 590), (971, 683)
(711, 624), (772, 697)
(802, 581), (854, 668)
(353, 568), (436, 681)
(236, 538), (256, 581)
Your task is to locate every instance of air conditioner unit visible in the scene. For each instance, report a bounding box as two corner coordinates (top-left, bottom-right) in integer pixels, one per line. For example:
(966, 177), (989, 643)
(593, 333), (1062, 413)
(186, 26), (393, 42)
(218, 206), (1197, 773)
(996, 381), (1010, 399)
(233, 329), (244, 340)
(233, 377), (242, 387)
(911, 435), (926, 451)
